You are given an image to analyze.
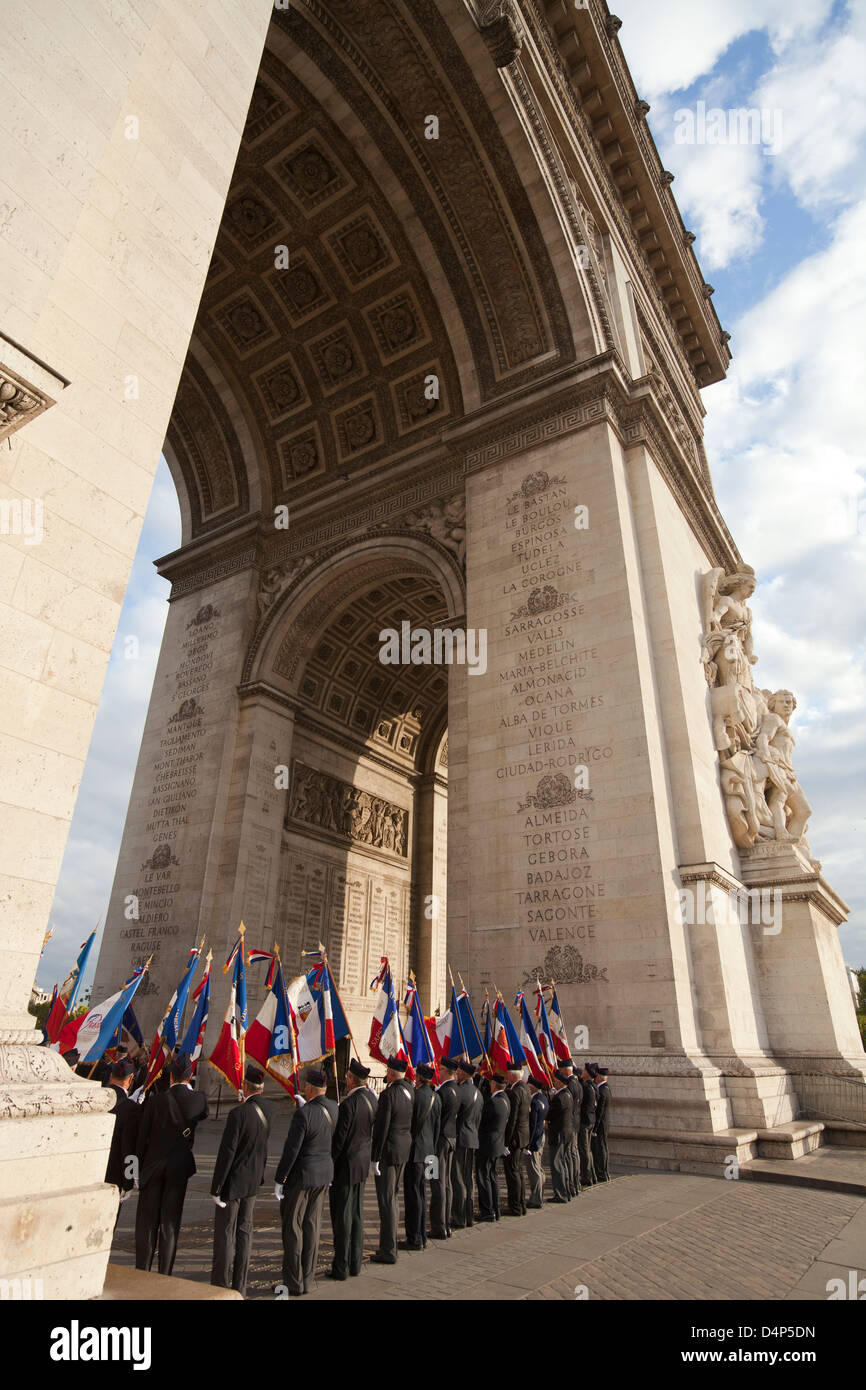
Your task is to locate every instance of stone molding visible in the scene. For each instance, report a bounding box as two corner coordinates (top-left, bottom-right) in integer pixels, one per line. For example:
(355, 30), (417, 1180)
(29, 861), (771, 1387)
(0, 1035), (116, 1121)
(0, 334), (68, 442)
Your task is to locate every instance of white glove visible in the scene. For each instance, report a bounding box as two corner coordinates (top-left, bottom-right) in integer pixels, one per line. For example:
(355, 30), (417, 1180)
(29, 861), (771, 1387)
(118, 1190), (130, 1204)
(274, 1182), (284, 1200)
(212, 1195), (226, 1209)
(372, 1161), (381, 1177)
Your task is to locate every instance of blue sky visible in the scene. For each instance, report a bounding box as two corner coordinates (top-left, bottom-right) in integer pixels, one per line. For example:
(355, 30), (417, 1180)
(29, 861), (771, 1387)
(38, 1), (866, 996)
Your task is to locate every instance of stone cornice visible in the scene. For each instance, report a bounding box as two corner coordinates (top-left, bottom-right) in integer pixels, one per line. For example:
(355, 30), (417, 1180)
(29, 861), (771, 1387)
(516, 0), (730, 389)
(158, 363), (741, 600)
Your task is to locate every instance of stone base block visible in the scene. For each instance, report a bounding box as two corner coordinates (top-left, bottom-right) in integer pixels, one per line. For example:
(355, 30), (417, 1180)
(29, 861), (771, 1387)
(99, 1264), (243, 1301)
(754, 1120), (824, 1161)
(609, 1125), (758, 1177)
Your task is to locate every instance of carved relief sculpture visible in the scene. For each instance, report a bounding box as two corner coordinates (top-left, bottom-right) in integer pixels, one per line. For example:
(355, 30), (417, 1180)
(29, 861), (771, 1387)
(701, 567), (812, 850)
(287, 762), (408, 857)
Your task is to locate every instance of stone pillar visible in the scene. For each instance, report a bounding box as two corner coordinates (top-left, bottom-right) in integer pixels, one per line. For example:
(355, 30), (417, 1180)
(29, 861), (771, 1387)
(412, 770), (448, 1012)
(742, 843), (866, 1076)
(454, 420), (736, 1137)
(93, 567), (259, 1039)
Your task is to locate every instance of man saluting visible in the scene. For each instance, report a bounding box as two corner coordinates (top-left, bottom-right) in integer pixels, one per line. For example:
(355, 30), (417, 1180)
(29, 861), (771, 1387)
(210, 1063), (274, 1297)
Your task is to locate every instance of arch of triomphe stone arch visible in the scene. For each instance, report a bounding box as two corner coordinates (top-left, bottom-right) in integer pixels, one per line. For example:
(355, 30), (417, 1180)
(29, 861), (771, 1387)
(94, 0), (865, 1151)
(6, 0), (864, 1297)
(92, 529), (466, 1074)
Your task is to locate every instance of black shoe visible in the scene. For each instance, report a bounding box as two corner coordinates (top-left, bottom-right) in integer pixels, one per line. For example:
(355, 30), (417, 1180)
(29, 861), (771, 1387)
(398, 1240), (423, 1251)
(477, 1215), (495, 1223)
(325, 1270), (347, 1281)
(370, 1253), (397, 1264)
(549, 1197), (568, 1204)
(451, 1222), (465, 1230)
(428, 1232), (448, 1240)
(446, 1230), (452, 1238)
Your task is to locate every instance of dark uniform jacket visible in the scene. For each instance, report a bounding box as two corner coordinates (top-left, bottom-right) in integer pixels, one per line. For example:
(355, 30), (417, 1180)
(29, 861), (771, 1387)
(547, 1087), (574, 1144)
(211, 1094), (275, 1201)
(137, 1082), (208, 1185)
(504, 1079), (531, 1151)
(409, 1085), (441, 1165)
(595, 1082), (610, 1130)
(566, 1075), (584, 1128)
(276, 1095), (338, 1188)
(477, 1089), (510, 1160)
(455, 1077), (483, 1149)
(371, 1077), (414, 1165)
(527, 1091), (549, 1151)
(105, 1085), (142, 1190)
(437, 1079), (459, 1148)
(332, 1085), (378, 1187)
(579, 1078), (597, 1128)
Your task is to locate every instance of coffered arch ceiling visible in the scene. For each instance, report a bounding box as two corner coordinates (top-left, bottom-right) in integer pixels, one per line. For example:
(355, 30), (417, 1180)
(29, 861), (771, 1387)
(166, 0), (584, 541)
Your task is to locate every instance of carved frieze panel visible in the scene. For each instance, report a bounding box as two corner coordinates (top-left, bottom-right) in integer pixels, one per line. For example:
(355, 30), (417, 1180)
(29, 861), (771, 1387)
(287, 761), (409, 859)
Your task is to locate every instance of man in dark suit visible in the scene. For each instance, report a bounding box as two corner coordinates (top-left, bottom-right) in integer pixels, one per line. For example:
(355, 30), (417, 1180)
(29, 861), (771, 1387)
(503, 1066), (531, 1216)
(275, 1066), (338, 1296)
(210, 1063), (275, 1297)
(401, 1062), (441, 1251)
(579, 1062), (598, 1187)
(453, 1058), (483, 1228)
(592, 1065), (611, 1182)
(561, 1059), (583, 1197)
(105, 1058), (141, 1215)
(328, 1058), (378, 1281)
(134, 1050), (208, 1274)
(547, 1069), (574, 1203)
(370, 1055), (414, 1264)
(475, 1071), (509, 1221)
(523, 1076), (549, 1208)
(429, 1057), (459, 1239)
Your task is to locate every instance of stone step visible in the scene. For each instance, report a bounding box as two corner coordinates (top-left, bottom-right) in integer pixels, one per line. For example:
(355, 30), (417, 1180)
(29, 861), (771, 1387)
(738, 1145), (866, 1198)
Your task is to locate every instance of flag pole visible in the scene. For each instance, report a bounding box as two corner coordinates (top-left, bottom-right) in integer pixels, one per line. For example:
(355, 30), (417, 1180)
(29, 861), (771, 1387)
(86, 955), (151, 1079)
(317, 938), (357, 1072)
(238, 922), (246, 1097)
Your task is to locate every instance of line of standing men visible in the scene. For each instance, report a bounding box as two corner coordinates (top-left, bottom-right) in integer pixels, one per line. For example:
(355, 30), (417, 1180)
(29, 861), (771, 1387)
(104, 1046), (611, 1297)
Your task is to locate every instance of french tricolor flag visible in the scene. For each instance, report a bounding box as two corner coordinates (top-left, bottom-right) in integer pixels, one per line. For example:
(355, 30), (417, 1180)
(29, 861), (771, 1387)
(534, 983), (558, 1075)
(369, 958), (410, 1072)
(425, 1010), (453, 1062)
(547, 984), (571, 1063)
(404, 979), (436, 1076)
(516, 990), (550, 1085)
(208, 944), (246, 1097)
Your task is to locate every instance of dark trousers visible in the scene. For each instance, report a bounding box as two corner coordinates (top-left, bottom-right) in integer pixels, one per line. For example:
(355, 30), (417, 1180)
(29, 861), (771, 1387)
(374, 1162), (404, 1261)
(567, 1134), (581, 1196)
(430, 1142), (454, 1235)
(280, 1181), (327, 1295)
(591, 1123), (609, 1182)
(579, 1125), (597, 1186)
(550, 1136), (571, 1202)
(453, 1145), (476, 1226)
(135, 1168), (188, 1275)
(475, 1154), (501, 1220)
(329, 1180), (364, 1278)
(211, 1195), (256, 1296)
(523, 1140), (545, 1208)
(503, 1148), (526, 1214)
(403, 1160), (428, 1246)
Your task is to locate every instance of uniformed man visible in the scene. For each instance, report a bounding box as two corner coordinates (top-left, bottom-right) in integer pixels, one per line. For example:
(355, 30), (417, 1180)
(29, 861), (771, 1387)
(592, 1065), (611, 1182)
(578, 1062), (598, 1186)
(275, 1066), (338, 1297)
(210, 1063), (275, 1297)
(328, 1058), (378, 1281)
(104, 1057), (141, 1214)
(429, 1057), (459, 1239)
(452, 1058), (483, 1228)
(401, 1062), (441, 1250)
(503, 1065), (531, 1216)
(476, 1071), (509, 1221)
(134, 1049), (208, 1274)
(561, 1059), (583, 1197)
(546, 1069), (574, 1203)
(370, 1056), (414, 1264)
(523, 1075), (549, 1209)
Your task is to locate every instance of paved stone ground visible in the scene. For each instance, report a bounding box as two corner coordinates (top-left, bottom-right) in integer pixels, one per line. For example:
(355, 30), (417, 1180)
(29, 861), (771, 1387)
(111, 1115), (866, 1301)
